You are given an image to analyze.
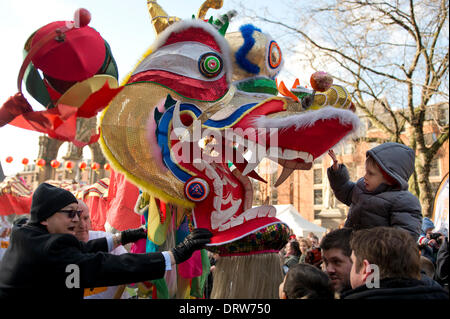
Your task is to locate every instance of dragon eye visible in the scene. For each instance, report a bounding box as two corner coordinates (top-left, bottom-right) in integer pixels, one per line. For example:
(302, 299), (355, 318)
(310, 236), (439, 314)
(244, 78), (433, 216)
(268, 41), (282, 69)
(199, 53), (223, 78)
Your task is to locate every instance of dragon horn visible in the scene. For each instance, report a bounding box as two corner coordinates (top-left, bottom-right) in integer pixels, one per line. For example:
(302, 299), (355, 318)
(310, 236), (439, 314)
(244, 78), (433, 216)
(147, 0), (180, 35)
(197, 0), (224, 20)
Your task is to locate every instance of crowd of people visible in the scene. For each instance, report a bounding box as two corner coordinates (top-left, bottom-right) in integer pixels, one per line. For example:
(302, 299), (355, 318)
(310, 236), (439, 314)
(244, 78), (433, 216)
(0, 142), (448, 300)
(279, 225), (448, 299)
(278, 142), (448, 299)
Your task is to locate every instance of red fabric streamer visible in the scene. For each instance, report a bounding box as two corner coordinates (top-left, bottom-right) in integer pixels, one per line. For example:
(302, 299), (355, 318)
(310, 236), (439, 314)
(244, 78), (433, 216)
(0, 82), (123, 147)
(0, 194), (32, 216)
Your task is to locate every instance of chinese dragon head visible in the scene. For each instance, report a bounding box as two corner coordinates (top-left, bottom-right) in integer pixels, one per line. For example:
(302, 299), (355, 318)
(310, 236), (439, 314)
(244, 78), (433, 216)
(99, 0), (360, 298)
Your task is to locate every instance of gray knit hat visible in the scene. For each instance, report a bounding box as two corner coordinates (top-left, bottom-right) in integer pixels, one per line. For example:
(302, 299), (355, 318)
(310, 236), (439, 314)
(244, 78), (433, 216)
(29, 183), (78, 223)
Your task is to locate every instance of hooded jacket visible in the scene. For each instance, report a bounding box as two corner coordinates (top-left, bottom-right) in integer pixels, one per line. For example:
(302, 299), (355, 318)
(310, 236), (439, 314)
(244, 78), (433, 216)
(327, 142), (422, 239)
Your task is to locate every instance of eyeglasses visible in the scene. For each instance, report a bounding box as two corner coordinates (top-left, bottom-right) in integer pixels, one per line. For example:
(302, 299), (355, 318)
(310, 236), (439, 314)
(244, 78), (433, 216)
(58, 210), (82, 219)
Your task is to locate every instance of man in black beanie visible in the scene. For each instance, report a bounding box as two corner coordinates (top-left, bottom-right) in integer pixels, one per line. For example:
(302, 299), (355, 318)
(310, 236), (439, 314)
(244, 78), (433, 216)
(0, 183), (212, 299)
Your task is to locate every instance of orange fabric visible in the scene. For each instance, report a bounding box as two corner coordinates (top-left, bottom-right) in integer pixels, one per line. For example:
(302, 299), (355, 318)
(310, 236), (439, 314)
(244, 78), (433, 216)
(277, 80), (299, 102)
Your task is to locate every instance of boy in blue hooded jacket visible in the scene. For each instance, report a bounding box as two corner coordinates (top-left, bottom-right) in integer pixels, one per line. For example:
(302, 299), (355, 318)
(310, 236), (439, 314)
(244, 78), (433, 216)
(327, 142), (422, 240)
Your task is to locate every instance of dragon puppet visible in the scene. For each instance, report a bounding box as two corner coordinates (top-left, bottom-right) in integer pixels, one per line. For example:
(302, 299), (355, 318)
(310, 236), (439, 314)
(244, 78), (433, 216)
(0, 1), (360, 299)
(99, 1), (360, 298)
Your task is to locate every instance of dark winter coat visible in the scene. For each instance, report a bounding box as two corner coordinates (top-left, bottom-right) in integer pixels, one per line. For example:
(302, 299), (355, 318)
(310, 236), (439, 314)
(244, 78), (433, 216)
(434, 236), (449, 290)
(341, 277), (449, 299)
(327, 142), (422, 239)
(0, 223), (165, 299)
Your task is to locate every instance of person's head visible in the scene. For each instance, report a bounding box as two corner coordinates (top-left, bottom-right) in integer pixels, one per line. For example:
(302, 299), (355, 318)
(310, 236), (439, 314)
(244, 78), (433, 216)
(298, 238), (312, 255)
(279, 263), (334, 299)
(29, 183), (80, 236)
(308, 233), (319, 247)
(349, 227), (421, 289)
(320, 227), (353, 293)
(364, 155), (394, 192)
(420, 256), (435, 279)
(422, 217), (435, 235)
(285, 240), (301, 257)
(74, 199), (91, 242)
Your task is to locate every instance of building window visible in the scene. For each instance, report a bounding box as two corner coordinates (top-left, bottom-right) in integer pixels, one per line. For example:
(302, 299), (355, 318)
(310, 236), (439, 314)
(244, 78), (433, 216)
(252, 181), (261, 206)
(271, 187), (278, 205)
(424, 133), (437, 146)
(314, 189), (323, 205)
(314, 210), (322, 219)
(344, 143), (354, 154)
(313, 169), (322, 185)
(430, 182), (441, 195)
(430, 157), (440, 177)
(270, 169), (278, 204)
(438, 107), (449, 125)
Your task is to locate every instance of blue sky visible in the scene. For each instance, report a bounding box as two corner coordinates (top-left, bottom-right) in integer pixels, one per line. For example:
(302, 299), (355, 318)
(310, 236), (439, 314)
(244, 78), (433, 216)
(0, 0), (307, 176)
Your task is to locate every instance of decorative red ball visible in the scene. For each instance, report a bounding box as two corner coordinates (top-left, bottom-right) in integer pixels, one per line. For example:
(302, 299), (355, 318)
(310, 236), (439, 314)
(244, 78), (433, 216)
(74, 8), (91, 27)
(50, 160), (61, 168)
(65, 161), (74, 169)
(91, 162), (100, 170)
(5, 156), (13, 163)
(310, 71), (333, 92)
(79, 162), (87, 170)
(36, 159), (46, 167)
(22, 158), (29, 165)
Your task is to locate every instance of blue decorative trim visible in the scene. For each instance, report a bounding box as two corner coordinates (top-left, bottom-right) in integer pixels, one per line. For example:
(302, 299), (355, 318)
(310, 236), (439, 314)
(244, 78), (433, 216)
(235, 24), (262, 74)
(204, 103), (258, 128)
(156, 102), (202, 182)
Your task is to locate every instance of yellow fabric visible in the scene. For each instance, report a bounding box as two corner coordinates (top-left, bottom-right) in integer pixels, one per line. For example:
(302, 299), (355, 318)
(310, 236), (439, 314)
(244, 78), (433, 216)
(176, 275), (191, 299)
(56, 75), (118, 108)
(147, 195), (171, 246)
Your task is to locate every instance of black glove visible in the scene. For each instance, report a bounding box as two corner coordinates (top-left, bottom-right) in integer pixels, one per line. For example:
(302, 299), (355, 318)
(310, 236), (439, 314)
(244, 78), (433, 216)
(171, 228), (213, 264)
(120, 226), (147, 245)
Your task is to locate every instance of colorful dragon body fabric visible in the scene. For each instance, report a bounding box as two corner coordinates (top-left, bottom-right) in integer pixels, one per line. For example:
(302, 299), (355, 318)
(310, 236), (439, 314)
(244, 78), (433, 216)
(100, 1), (359, 247)
(1, 1), (360, 299)
(99, 1), (360, 298)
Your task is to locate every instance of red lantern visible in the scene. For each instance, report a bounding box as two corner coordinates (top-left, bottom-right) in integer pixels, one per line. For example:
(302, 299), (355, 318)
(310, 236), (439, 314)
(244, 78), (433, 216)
(91, 162), (100, 174)
(36, 159), (46, 171)
(22, 158), (29, 165)
(79, 161), (87, 171)
(104, 163), (111, 171)
(65, 161), (74, 173)
(5, 156), (13, 163)
(50, 160), (61, 168)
